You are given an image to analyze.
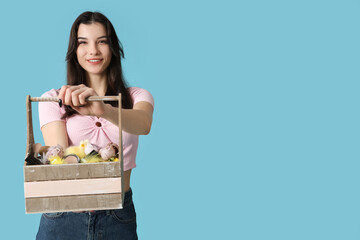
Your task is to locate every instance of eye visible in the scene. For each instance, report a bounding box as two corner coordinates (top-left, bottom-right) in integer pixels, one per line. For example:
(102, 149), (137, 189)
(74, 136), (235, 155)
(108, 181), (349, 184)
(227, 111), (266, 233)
(78, 41), (87, 45)
(99, 40), (108, 44)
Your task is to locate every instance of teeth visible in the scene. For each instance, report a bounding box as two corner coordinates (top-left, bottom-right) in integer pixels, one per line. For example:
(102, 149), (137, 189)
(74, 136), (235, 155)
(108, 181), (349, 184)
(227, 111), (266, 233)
(89, 60), (101, 62)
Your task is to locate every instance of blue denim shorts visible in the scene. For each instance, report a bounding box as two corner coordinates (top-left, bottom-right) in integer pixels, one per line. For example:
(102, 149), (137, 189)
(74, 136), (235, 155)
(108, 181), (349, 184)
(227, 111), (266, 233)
(36, 188), (137, 240)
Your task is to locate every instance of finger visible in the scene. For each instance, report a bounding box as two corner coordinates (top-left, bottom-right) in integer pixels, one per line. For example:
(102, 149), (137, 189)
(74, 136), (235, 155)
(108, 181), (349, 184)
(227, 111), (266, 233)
(71, 88), (88, 107)
(78, 88), (97, 105)
(58, 85), (70, 102)
(64, 85), (82, 106)
(64, 87), (73, 106)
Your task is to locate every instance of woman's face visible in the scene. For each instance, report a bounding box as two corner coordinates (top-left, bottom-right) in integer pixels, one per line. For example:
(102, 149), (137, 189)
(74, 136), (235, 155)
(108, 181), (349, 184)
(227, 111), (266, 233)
(76, 23), (112, 77)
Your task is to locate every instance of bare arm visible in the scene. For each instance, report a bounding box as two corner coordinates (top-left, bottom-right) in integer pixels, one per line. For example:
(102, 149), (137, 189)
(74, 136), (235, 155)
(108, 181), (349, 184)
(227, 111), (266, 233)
(102, 101), (154, 135)
(57, 85), (154, 136)
(41, 121), (69, 148)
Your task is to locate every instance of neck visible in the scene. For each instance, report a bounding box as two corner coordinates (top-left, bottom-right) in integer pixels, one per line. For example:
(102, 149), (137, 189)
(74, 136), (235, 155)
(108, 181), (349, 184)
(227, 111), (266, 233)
(86, 73), (107, 96)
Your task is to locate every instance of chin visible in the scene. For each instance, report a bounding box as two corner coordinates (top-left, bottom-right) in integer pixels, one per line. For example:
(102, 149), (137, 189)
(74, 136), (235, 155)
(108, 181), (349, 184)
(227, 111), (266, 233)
(86, 69), (106, 75)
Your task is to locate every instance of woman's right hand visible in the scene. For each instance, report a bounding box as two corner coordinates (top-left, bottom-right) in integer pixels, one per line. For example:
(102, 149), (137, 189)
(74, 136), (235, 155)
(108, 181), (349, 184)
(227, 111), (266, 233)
(58, 84), (106, 117)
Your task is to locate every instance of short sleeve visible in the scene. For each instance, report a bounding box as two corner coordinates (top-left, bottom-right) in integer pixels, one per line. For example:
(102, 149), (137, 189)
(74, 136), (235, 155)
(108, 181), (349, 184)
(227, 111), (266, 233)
(38, 89), (66, 129)
(128, 87), (154, 107)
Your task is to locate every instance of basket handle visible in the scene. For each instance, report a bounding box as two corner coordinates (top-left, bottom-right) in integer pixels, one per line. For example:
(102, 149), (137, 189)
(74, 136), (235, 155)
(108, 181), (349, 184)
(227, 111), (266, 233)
(25, 95), (123, 161)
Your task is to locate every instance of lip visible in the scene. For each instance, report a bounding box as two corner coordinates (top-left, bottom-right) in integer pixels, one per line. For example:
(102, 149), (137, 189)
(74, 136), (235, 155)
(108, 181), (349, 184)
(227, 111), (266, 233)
(87, 58), (103, 65)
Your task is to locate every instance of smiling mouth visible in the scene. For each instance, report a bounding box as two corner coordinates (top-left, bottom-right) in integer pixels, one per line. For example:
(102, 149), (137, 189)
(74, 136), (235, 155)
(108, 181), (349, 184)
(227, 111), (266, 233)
(88, 59), (102, 63)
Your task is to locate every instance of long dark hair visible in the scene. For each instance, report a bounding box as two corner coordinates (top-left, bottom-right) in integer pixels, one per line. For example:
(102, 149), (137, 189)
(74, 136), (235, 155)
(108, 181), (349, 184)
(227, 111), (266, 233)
(63, 11), (133, 118)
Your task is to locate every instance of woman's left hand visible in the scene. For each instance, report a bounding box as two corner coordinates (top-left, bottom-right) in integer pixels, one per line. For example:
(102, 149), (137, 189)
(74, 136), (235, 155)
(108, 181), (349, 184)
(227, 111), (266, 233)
(58, 84), (106, 117)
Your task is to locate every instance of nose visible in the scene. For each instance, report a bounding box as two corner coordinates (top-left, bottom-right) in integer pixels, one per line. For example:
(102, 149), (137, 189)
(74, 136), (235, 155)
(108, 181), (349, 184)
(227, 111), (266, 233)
(89, 43), (100, 55)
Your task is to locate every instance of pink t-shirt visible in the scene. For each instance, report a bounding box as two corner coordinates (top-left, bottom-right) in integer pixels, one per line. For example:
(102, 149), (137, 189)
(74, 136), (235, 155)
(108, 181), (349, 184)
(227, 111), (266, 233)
(38, 87), (154, 171)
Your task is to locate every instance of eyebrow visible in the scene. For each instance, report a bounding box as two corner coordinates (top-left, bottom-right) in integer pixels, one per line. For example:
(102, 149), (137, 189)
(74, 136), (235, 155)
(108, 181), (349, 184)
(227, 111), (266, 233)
(77, 36), (108, 40)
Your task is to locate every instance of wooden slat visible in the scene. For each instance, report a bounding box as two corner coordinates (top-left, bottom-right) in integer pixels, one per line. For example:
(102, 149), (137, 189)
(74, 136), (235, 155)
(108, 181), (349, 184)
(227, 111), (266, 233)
(24, 162), (121, 182)
(26, 95), (35, 158)
(25, 193), (123, 214)
(24, 177), (121, 198)
(118, 93), (125, 204)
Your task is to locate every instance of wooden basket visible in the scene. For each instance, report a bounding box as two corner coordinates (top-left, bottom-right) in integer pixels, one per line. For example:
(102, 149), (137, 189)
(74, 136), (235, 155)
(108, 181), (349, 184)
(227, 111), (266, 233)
(24, 95), (124, 214)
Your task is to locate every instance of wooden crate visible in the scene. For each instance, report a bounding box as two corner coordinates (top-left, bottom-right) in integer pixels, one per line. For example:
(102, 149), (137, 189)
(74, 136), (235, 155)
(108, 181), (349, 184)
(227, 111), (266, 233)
(24, 95), (124, 214)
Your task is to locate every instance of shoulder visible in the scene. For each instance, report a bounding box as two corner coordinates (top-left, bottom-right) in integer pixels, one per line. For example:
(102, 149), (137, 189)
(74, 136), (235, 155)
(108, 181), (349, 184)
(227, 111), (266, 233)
(127, 87), (152, 96)
(127, 87), (154, 107)
(41, 88), (60, 98)
(38, 88), (65, 127)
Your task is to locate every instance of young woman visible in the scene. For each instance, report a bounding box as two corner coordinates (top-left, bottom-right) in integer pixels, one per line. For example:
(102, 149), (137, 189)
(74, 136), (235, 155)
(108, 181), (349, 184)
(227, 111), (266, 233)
(36, 11), (154, 240)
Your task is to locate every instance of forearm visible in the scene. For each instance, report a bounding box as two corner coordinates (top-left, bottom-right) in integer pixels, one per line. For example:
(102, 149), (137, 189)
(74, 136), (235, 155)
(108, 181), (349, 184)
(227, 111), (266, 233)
(101, 103), (152, 135)
(41, 121), (69, 148)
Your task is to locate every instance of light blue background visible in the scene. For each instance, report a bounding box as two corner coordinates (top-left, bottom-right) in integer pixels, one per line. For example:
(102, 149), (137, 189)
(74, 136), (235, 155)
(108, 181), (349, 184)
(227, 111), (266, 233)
(1, 0), (359, 239)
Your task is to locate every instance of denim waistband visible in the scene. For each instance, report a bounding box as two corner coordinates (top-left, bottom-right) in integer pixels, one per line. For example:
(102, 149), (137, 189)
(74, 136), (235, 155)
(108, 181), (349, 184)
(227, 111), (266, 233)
(124, 187), (133, 201)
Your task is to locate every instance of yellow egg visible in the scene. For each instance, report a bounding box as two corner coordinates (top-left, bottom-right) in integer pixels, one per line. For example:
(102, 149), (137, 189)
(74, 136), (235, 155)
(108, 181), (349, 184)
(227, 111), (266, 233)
(49, 156), (64, 165)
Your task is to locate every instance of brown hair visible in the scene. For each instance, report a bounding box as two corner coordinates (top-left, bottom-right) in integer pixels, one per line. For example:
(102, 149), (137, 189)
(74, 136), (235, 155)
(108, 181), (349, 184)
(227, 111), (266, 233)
(63, 11), (132, 118)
